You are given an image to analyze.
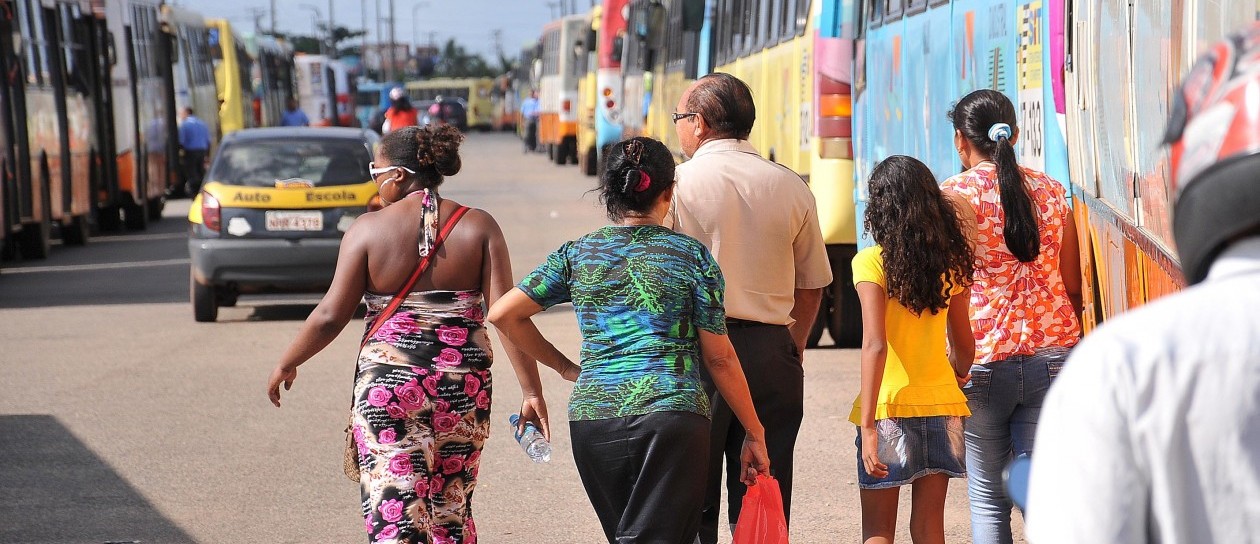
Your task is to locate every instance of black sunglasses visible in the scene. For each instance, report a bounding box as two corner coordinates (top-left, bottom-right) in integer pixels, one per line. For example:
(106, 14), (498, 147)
(671, 112), (698, 124)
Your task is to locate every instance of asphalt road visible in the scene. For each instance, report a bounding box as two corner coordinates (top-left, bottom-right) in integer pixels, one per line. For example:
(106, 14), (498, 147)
(0, 132), (1021, 543)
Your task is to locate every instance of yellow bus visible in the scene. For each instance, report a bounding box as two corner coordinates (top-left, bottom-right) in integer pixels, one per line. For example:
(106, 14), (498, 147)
(576, 6), (601, 175)
(627, 0), (859, 346)
(404, 78), (496, 130)
(537, 15), (588, 165)
(207, 19), (253, 136)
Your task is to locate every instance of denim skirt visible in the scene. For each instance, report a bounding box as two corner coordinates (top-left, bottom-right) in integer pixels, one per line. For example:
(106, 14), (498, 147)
(855, 416), (967, 489)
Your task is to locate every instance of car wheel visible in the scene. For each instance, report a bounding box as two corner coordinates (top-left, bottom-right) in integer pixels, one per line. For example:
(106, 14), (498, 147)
(191, 273), (218, 322)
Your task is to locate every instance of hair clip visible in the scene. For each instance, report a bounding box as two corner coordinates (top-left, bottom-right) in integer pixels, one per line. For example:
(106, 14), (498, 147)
(624, 140), (644, 165)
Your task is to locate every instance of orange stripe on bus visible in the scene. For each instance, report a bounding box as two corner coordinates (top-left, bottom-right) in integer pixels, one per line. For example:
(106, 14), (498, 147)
(117, 151), (135, 194)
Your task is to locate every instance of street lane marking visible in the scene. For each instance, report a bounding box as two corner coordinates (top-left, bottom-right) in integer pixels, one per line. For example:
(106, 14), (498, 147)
(87, 232), (187, 243)
(3, 258), (190, 274)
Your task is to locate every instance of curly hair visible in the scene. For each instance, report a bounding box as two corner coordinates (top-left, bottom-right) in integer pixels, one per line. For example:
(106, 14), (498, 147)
(378, 124), (464, 188)
(597, 137), (675, 221)
(864, 155), (974, 314)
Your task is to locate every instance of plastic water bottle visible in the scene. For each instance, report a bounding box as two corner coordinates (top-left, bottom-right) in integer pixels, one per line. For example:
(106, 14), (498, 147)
(508, 414), (551, 463)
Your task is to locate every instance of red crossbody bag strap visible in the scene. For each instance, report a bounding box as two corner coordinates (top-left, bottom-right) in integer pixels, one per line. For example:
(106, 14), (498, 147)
(361, 205), (471, 348)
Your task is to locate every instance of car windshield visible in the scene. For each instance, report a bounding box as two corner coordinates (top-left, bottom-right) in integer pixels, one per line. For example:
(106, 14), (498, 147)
(210, 139), (372, 187)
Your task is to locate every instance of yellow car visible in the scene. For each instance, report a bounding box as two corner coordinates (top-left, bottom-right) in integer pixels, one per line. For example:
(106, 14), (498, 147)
(188, 127), (382, 322)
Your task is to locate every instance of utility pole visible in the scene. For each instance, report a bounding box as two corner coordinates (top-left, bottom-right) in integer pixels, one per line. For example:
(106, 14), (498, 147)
(270, 0), (277, 35)
(328, 0), (336, 58)
(247, 7), (266, 34)
(388, 0), (397, 82)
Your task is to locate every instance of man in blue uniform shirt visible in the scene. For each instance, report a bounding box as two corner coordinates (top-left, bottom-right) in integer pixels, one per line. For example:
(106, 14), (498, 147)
(178, 107), (212, 196)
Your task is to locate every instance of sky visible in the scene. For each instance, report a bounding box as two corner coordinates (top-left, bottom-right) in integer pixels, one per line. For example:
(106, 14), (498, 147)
(177, 0), (589, 60)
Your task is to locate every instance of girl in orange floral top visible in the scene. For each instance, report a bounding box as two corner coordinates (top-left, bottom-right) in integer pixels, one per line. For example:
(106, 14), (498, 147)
(940, 90), (1082, 544)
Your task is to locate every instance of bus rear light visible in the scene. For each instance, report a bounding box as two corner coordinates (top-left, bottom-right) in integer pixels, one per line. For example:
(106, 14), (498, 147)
(563, 99), (572, 113)
(817, 117), (852, 138)
(606, 100), (615, 109)
(819, 94), (852, 118)
(602, 88), (613, 97)
(202, 192), (221, 232)
(819, 138), (853, 160)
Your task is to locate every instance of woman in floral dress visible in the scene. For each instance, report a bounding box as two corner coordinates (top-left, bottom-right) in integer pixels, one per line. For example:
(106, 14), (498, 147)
(268, 125), (531, 544)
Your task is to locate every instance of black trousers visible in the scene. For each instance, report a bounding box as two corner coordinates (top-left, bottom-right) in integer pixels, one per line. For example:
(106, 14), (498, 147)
(571, 411), (710, 544)
(182, 149), (207, 196)
(698, 323), (803, 544)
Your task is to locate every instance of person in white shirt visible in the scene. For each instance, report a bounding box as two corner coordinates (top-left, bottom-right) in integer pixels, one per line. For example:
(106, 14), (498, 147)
(1025, 22), (1260, 543)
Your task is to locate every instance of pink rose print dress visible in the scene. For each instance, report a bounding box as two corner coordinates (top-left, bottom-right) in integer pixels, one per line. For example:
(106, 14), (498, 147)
(352, 289), (492, 544)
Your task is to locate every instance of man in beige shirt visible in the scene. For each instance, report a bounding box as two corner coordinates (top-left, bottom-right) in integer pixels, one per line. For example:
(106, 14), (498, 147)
(667, 73), (832, 543)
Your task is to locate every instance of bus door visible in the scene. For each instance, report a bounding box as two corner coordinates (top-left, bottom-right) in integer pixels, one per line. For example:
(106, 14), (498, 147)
(48, 0), (98, 244)
(85, 0), (119, 230)
(0, 2), (18, 255)
(6, 0), (61, 257)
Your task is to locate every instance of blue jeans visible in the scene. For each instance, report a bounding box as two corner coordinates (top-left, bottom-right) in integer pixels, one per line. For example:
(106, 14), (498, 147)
(963, 346), (1070, 544)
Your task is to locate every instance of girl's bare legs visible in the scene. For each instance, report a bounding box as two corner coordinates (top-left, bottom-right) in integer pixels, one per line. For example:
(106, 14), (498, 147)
(861, 487), (900, 544)
(909, 474), (949, 544)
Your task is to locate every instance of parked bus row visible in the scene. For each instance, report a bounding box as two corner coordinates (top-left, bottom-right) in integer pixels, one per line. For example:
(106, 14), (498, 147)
(519, 0), (1260, 346)
(0, 0), (341, 267)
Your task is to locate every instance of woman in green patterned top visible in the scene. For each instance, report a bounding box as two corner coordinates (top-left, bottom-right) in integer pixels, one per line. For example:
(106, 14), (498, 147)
(488, 137), (770, 542)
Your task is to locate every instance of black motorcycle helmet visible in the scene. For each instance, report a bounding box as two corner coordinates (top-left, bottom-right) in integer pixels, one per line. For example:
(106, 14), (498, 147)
(1164, 22), (1260, 284)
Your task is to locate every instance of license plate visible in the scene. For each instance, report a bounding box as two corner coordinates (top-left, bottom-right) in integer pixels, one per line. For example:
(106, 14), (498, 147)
(265, 211), (323, 231)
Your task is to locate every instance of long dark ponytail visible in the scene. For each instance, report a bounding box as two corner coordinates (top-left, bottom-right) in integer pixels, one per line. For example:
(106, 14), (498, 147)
(949, 89), (1040, 262)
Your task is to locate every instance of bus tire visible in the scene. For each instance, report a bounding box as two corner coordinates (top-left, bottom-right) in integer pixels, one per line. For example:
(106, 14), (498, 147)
(97, 205), (122, 232)
(62, 214), (91, 246)
(583, 146), (597, 176)
(553, 143), (567, 166)
(192, 274), (218, 322)
(819, 245), (862, 348)
(124, 197), (148, 231)
(806, 307), (826, 348)
(17, 219), (52, 260)
(147, 196), (165, 221)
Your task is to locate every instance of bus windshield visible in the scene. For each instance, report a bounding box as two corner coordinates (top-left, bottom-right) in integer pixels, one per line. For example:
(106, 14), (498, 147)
(209, 140), (371, 187)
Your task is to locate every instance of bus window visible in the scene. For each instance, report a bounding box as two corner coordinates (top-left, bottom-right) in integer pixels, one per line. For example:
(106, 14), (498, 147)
(884, 0), (904, 22)
(907, 0), (929, 16)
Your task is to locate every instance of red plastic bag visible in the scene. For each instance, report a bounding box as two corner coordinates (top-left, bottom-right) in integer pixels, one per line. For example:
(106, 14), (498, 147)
(732, 475), (790, 544)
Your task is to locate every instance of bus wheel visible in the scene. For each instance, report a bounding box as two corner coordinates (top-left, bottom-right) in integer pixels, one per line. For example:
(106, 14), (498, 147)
(554, 142), (569, 166)
(826, 245), (866, 347)
(806, 304), (826, 349)
(17, 219), (52, 260)
(97, 205), (122, 232)
(61, 214), (91, 246)
(147, 196), (165, 221)
(583, 146), (597, 176)
(124, 198), (148, 231)
(192, 273), (218, 322)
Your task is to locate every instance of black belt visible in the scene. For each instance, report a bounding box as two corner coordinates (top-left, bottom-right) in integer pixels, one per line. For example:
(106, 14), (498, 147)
(725, 317), (773, 328)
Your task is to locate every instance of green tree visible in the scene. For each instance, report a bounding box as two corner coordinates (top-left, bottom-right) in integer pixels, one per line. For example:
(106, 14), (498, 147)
(271, 25), (365, 56)
(430, 38), (498, 78)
